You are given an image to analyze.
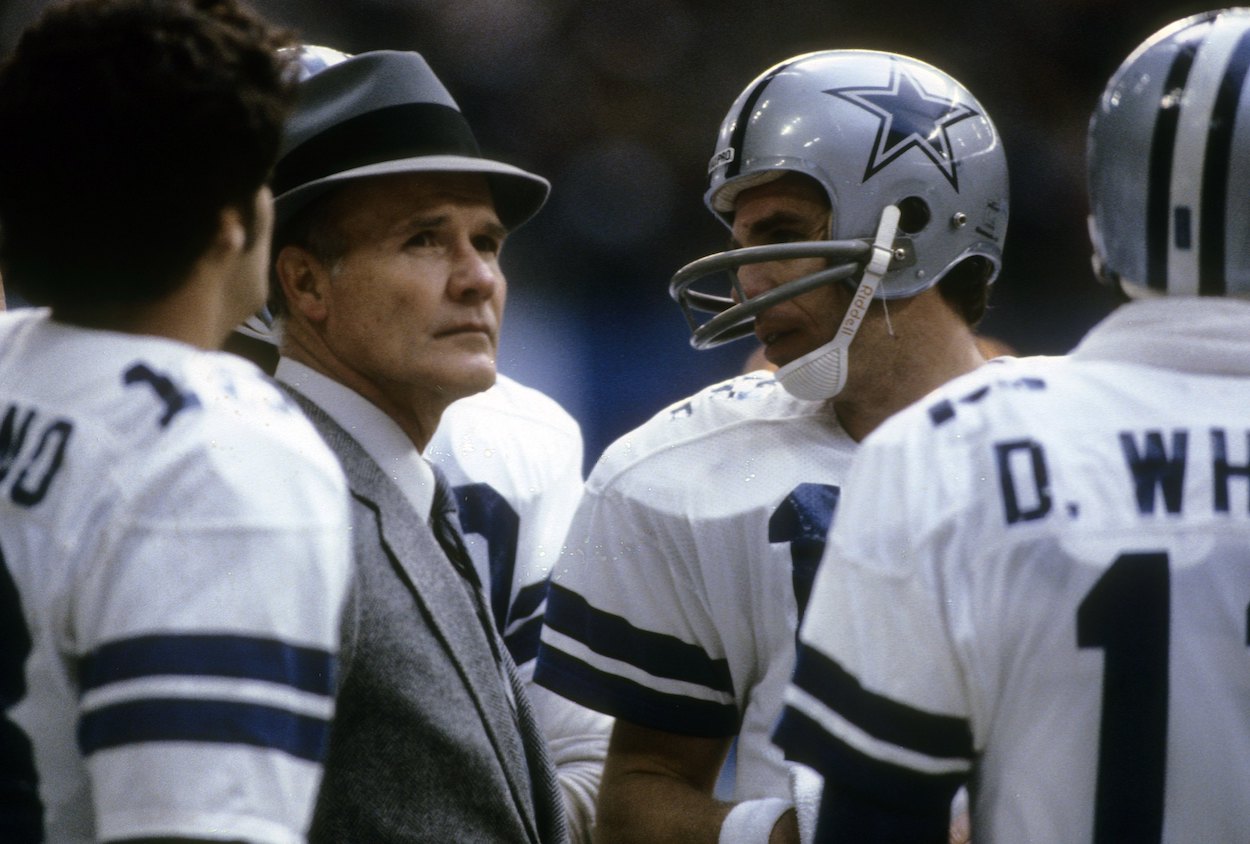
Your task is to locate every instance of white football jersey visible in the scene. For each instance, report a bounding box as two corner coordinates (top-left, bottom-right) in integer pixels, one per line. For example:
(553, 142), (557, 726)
(426, 373), (584, 672)
(536, 371), (856, 801)
(0, 310), (352, 844)
(779, 299), (1250, 843)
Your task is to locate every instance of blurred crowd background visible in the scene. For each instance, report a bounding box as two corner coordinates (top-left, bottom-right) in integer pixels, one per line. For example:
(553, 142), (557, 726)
(0, 0), (1218, 467)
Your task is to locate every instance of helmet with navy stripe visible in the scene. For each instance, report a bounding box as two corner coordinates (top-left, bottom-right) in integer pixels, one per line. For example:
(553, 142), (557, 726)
(670, 50), (1009, 351)
(1088, 8), (1250, 298)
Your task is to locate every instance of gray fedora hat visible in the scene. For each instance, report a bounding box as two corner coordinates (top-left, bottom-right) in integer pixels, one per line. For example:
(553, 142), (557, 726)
(272, 50), (550, 231)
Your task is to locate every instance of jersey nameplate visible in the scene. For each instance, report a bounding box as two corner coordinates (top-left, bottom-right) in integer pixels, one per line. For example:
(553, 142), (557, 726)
(0, 403), (73, 508)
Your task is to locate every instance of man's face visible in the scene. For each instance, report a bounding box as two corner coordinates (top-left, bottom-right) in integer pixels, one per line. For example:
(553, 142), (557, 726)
(314, 171), (507, 407)
(730, 172), (844, 369)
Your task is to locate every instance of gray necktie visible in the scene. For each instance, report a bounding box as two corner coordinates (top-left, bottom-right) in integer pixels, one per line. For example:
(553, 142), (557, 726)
(429, 466), (568, 843)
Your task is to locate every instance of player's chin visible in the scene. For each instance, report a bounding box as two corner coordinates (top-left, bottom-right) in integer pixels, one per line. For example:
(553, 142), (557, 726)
(763, 332), (816, 368)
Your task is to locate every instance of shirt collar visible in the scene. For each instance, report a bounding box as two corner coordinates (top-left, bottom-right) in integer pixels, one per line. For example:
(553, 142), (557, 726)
(1071, 297), (1250, 377)
(275, 356), (436, 517)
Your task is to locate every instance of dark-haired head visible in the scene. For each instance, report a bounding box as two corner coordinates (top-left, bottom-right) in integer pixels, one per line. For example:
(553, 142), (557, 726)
(0, 0), (296, 316)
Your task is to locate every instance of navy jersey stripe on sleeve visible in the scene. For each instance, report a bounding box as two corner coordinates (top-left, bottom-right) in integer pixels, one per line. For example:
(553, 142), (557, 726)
(791, 644), (973, 761)
(78, 698), (331, 762)
(511, 581), (548, 623)
(534, 643), (739, 737)
(505, 616), (543, 667)
(813, 771), (954, 844)
(773, 704), (966, 812)
(78, 634), (337, 696)
(544, 582), (734, 694)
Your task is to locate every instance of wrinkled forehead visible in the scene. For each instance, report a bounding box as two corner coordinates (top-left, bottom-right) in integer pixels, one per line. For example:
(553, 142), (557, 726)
(325, 171), (500, 235)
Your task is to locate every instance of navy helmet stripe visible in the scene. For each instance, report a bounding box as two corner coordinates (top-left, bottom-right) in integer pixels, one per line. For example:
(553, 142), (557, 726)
(79, 634), (337, 696)
(725, 60), (799, 180)
(1147, 38), (1200, 292)
(1200, 27), (1250, 295)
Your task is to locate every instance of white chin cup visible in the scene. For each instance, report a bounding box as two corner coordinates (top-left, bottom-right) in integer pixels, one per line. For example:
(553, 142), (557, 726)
(776, 334), (850, 400)
(776, 204), (900, 401)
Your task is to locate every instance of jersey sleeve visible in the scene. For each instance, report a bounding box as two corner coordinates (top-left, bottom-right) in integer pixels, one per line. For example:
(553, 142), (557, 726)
(75, 416), (352, 843)
(535, 477), (739, 738)
(773, 412), (974, 818)
(431, 381), (586, 671)
(508, 418), (585, 670)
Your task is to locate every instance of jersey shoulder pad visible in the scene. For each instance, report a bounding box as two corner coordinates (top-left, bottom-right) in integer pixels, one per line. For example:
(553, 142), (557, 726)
(892, 354), (1068, 440)
(438, 374), (580, 440)
(108, 351), (346, 516)
(589, 371), (841, 484)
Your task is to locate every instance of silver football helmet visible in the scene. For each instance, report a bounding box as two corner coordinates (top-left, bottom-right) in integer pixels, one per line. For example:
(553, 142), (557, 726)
(1088, 8), (1250, 298)
(670, 50), (1008, 399)
(285, 43), (353, 83)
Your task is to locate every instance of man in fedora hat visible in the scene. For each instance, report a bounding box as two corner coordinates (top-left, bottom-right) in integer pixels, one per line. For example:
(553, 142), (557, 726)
(267, 49), (568, 842)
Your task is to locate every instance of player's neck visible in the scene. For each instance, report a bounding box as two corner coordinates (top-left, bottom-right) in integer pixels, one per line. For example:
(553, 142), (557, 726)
(51, 207), (261, 349)
(52, 269), (245, 350)
(833, 300), (985, 442)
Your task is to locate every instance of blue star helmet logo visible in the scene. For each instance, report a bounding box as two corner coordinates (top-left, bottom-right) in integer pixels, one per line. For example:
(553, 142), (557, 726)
(826, 60), (978, 190)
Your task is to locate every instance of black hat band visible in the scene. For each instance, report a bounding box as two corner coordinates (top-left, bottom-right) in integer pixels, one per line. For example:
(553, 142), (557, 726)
(273, 102), (481, 197)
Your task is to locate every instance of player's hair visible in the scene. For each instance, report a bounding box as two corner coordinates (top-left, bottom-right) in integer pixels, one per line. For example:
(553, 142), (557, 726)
(936, 256), (993, 327)
(0, 0), (296, 311)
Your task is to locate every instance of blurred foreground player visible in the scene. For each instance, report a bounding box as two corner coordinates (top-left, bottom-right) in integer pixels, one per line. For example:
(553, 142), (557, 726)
(536, 49), (1008, 843)
(0, 1), (352, 842)
(777, 9), (1250, 842)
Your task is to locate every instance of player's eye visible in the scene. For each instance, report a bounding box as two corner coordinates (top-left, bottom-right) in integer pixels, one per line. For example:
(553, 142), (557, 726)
(472, 233), (503, 257)
(766, 227), (810, 245)
(404, 232), (437, 249)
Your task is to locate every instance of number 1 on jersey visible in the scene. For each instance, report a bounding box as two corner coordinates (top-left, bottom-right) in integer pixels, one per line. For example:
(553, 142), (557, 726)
(769, 483), (840, 627)
(1078, 551), (1250, 843)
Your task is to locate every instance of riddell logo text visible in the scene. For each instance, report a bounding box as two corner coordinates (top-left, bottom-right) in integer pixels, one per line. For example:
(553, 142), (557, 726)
(839, 281), (877, 336)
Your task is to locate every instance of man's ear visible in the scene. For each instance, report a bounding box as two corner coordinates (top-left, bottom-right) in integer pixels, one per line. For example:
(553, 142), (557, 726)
(275, 245), (330, 323)
(215, 205), (249, 256)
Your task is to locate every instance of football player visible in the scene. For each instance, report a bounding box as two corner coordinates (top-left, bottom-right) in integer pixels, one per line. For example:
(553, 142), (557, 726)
(0, 2), (352, 842)
(776, 9), (1250, 842)
(534, 50), (1008, 843)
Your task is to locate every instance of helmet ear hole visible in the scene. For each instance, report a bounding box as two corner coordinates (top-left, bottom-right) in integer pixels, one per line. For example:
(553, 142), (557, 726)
(896, 196), (931, 234)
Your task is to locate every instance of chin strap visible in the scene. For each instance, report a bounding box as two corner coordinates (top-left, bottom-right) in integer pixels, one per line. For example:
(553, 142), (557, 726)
(776, 205), (900, 401)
